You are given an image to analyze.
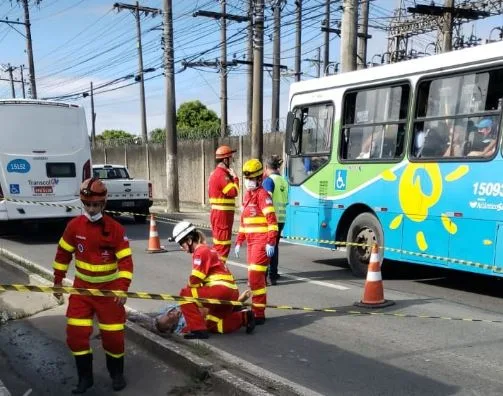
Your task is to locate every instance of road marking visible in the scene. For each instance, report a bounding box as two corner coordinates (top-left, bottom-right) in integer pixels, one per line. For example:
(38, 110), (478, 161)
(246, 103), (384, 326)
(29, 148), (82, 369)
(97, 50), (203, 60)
(225, 259), (350, 291)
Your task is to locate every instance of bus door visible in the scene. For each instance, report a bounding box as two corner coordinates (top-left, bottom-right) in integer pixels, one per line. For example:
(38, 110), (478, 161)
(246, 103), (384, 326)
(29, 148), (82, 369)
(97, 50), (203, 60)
(285, 102), (334, 246)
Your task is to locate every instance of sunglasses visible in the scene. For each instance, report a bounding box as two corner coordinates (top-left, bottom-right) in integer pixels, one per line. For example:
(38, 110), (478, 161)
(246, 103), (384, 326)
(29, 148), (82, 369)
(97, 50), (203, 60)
(83, 201), (103, 208)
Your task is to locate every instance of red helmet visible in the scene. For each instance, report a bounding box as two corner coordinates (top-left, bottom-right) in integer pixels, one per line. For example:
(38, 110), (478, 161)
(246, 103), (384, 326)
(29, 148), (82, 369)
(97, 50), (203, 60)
(80, 178), (107, 203)
(215, 145), (236, 159)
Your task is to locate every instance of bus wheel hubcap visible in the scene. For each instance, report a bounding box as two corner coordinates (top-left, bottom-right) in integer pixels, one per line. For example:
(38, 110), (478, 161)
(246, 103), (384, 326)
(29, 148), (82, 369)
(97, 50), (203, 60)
(355, 228), (375, 262)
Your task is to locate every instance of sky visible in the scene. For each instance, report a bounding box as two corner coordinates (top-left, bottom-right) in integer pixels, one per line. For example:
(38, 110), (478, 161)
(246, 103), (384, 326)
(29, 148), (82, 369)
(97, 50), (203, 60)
(0, 0), (502, 137)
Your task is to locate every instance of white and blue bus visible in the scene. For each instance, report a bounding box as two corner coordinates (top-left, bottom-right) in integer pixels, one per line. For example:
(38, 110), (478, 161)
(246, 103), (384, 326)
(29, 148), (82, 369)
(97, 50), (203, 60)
(284, 41), (503, 277)
(0, 100), (92, 225)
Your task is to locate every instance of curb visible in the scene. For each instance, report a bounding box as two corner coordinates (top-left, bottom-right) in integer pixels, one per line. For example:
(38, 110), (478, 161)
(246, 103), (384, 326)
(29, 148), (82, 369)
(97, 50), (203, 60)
(0, 248), (282, 395)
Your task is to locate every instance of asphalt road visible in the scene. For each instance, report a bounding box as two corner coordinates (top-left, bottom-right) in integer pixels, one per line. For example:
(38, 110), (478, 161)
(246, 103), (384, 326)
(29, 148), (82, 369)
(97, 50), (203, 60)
(0, 260), (215, 396)
(2, 217), (503, 395)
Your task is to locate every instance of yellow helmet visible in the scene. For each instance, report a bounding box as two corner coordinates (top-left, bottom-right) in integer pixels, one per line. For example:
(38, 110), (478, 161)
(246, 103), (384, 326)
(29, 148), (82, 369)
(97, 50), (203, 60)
(243, 158), (263, 178)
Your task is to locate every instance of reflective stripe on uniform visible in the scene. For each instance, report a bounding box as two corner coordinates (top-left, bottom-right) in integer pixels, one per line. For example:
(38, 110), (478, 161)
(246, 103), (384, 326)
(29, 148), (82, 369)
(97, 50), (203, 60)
(213, 238), (232, 245)
(68, 318), (93, 327)
(248, 264), (268, 272)
(268, 224), (279, 232)
(117, 271), (133, 280)
(206, 314), (224, 333)
(72, 349), (92, 356)
(204, 281), (238, 289)
(209, 198), (235, 204)
(222, 182), (238, 194)
(243, 217), (266, 224)
(76, 260), (117, 272)
(105, 350), (125, 358)
(75, 270), (118, 283)
(99, 323), (125, 331)
(238, 226), (269, 233)
(206, 274), (234, 282)
(252, 288), (266, 296)
(52, 261), (69, 271)
(116, 248), (132, 260)
(262, 206), (275, 215)
(191, 270), (206, 280)
(59, 237), (75, 253)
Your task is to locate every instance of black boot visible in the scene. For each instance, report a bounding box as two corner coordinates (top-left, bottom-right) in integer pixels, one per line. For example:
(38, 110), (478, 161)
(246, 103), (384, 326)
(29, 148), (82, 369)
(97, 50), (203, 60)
(72, 354), (94, 394)
(106, 354), (127, 391)
(242, 309), (256, 334)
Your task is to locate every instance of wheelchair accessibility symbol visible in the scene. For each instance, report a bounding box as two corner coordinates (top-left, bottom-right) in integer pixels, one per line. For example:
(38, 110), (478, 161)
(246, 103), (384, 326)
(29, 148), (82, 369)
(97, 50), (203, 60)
(335, 170), (347, 191)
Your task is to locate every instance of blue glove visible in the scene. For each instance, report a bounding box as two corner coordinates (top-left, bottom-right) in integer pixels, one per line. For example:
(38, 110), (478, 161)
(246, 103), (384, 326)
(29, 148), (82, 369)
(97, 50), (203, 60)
(234, 245), (241, 258)
(265, 244), (275, 258)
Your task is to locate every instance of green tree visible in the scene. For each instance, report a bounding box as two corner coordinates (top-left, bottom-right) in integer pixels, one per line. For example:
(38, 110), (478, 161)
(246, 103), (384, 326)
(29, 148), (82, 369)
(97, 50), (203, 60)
(149, 127), (165, 143)
(176, 100), (221, 139)
(98, 129), (136, 141)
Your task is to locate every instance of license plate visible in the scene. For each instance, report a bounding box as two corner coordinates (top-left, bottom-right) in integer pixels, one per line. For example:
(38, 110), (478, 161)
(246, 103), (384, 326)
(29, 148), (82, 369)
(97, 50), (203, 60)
(122, 201), (135, 207)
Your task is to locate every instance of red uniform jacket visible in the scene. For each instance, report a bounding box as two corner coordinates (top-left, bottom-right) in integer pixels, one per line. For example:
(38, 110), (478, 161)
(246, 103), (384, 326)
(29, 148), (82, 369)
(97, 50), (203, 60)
(208, 165), (239, 211)
(236, 187), (278, 246)
(53, 214), (133, 291)
(187, 244), (236, 290)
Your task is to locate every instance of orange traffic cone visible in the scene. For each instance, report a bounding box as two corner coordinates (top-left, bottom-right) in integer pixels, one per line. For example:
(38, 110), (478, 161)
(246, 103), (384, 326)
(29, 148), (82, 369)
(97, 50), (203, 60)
(146, 214), (167, 253)
(354, 243), (394, 308)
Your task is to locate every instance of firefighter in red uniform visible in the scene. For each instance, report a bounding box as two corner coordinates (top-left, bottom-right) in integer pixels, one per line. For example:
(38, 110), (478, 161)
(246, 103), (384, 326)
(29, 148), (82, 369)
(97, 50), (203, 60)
(234, 159), (278, 324)
(171, 221), (255, 339)
(208, 145), (239, 263)
(52, 178), (133, 394)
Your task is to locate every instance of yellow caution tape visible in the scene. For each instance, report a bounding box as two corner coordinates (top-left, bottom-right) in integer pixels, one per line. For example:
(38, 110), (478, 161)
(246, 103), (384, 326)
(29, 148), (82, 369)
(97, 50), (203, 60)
(0, 284), (502, 324)
(3, 197), (501, 274)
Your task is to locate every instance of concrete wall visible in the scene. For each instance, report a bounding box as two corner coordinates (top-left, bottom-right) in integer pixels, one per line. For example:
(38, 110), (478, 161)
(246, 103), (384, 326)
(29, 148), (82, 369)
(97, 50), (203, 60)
(91, 133), (285, 206)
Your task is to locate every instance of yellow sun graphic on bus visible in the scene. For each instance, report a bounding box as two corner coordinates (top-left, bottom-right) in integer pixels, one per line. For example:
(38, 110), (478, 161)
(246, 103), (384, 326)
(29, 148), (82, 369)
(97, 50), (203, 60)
(382, 164), (469, 251)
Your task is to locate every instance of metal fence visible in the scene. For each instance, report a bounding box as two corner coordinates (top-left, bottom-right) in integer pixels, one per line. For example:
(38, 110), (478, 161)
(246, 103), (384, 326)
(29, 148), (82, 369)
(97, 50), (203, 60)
(93, 118), (286, 147)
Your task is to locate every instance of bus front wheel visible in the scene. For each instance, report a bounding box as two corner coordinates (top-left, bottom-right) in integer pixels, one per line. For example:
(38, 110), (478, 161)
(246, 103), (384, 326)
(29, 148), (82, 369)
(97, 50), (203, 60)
(346, 212), (383, 278)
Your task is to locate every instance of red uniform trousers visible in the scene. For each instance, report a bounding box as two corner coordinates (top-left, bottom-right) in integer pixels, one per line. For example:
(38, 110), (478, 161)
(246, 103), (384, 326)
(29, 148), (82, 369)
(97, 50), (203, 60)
(66, 292), (125, 357)
(210, 209), (234, 263)
(247, 242), (269, 319)
(179, 285), (243, 333)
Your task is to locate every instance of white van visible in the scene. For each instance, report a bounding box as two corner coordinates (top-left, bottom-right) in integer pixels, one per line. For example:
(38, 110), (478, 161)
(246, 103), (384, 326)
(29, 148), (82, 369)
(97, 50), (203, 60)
(0, 100), (91, 223)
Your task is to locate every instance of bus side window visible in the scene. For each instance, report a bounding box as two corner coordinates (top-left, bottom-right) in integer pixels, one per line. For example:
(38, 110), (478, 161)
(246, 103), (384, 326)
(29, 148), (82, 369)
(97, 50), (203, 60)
(288, 103), (334, 185)
(340, 83), (410, 162)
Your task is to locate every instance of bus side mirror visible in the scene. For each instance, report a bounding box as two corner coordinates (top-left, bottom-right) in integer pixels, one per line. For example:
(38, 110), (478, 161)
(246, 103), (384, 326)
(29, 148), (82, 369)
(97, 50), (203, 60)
(286, 111), (301, 143)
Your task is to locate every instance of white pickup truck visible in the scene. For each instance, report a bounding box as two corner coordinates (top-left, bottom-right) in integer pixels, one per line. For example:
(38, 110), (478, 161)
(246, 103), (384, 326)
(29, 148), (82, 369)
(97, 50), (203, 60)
(92, 164), (153, 223)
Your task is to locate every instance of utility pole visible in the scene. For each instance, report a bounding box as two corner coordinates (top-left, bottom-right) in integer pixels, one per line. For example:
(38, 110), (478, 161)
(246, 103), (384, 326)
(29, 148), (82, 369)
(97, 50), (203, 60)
(294, 0), (302, 82)
(220, 0), (227, 137)
(357, 0), (369, 69)
(90, 82), (96, 148)
(114, 2), (161, 143)
(164, 0), (179, 212)
(251, 0), (264, 160)
(7, 65), (15, 98)
(20, 0), (37, 99)
(19, 65), (26, 98)
(247, 0), (253, 133)
(323, 0), (330, 73)
(271, 0), (282, 132)
(193, 6), (249, 137)
(441, 0), (454, 52)
(340, 0), (358, 72)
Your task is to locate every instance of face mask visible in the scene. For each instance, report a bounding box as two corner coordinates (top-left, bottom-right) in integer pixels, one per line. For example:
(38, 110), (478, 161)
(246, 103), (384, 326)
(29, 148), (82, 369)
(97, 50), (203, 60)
(84, 212), (103, 222)
(244, 179), (257, 191)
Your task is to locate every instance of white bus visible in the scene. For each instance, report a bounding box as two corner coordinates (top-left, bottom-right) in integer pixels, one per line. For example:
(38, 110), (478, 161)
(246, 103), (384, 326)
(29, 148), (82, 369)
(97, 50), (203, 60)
(0, 100), (92, 225)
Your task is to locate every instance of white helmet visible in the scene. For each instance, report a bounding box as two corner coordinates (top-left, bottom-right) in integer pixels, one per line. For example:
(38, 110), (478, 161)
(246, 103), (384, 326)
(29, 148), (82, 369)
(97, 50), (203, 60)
(172, 221), (195, 244)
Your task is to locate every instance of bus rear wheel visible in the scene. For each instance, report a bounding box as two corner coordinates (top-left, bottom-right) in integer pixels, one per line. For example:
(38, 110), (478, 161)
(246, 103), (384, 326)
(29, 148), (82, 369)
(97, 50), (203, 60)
(346, 212), (383, 278)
